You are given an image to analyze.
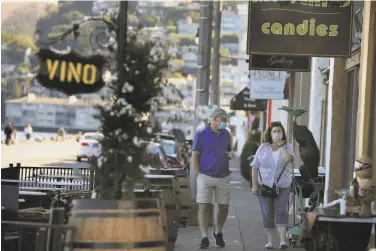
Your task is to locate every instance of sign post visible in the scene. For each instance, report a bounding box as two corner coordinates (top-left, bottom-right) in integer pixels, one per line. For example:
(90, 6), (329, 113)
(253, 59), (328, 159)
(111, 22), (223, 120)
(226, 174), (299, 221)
(249, 55), (311, 72)
(249, 70), (288, 100)
(230, 87), (267, 111)
(247, 1), (353, 57)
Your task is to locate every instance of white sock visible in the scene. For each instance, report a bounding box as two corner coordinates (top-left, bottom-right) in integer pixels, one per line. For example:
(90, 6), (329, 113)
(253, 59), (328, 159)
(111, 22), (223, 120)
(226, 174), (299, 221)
(266, 229), (275, 243)
(277, 226), (287, 242)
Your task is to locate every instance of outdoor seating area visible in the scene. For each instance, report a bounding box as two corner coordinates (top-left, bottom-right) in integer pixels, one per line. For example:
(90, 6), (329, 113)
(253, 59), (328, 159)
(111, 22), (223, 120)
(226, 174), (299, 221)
(1, 163), (191, 251)
(1, 163), (94, 251)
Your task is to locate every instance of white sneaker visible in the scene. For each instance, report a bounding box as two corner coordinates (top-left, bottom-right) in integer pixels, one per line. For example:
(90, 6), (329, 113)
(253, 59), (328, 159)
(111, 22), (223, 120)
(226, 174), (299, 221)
(265, 242), (274, 249)
(279, 241), (288, 249)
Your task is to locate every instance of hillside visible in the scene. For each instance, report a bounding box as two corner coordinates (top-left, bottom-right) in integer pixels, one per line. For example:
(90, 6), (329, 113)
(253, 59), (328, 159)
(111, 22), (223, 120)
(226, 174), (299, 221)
(1, 2), (56, 37)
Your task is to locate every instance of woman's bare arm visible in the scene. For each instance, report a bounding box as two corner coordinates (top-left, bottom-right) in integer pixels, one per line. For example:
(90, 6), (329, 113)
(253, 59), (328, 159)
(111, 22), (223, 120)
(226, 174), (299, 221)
(279, 144), (293, 163)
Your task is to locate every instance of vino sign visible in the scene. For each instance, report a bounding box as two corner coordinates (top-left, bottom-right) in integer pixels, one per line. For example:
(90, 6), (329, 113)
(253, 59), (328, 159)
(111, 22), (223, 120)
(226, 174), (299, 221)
(36, 49), (106, 96)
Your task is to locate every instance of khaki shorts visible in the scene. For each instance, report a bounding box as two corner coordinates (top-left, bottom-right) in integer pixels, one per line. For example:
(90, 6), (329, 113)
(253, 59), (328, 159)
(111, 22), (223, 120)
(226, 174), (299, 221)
(196, 173), (231, 205)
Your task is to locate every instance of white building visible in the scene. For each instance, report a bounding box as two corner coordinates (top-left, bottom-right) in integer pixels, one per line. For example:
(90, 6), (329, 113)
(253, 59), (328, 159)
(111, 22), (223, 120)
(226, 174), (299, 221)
(177, 17), (199, 36)
(92, 1), (119, 15)
(5, 94), (103, 131)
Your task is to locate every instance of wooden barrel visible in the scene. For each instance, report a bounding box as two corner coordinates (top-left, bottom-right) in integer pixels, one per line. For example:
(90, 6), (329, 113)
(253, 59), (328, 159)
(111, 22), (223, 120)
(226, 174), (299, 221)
(149, 169), (191, 227)
(69, 198), (166, 251)
(144, 175), (180, 251)
(133, 189), (167, 240)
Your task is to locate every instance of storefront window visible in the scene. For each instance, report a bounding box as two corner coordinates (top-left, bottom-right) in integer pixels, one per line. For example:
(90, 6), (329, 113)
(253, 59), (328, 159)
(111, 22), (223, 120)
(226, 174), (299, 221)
(343, 67), (360, 184)
(351, 1), (364, 52)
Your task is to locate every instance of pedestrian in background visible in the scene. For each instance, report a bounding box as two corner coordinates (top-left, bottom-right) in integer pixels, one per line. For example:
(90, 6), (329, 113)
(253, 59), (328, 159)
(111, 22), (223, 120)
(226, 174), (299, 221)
(12, 128), (18, 144)
(4, 122), (13, 145)
(57, 127), (66, 141)
(251, 121), (294, 249)
(191, 108), (235, 249)
(24, 123), (33, 140)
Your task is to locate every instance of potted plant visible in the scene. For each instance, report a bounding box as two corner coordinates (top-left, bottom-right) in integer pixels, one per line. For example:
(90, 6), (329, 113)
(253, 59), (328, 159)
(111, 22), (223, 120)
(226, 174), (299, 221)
(91, 28), (183, 200)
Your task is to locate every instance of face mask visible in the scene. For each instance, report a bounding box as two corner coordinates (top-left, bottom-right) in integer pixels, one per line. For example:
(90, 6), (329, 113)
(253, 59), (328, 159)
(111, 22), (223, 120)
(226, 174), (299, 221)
(272, 133), (282, 142)
(218, 122), (227, 130)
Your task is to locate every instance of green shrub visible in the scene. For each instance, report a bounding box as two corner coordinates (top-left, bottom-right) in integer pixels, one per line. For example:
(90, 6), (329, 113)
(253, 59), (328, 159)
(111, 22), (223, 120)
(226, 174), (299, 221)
(220, 33), (239, 44)
(166, 25), (177, 33)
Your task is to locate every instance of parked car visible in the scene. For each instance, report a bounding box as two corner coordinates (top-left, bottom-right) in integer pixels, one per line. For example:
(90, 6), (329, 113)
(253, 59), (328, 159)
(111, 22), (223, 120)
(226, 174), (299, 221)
(160, 139), (182, 168)
(77, 132), (104, 161)
(185, 139), (193, 155)
(149, 142), (169, 169)
(153, 132), (191, 168)
(153, 132), (175, 142)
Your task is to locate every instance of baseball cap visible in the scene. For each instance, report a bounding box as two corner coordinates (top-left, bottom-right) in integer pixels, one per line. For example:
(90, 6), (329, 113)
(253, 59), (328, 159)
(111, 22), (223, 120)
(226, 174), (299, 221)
(210, 108), (231, 119)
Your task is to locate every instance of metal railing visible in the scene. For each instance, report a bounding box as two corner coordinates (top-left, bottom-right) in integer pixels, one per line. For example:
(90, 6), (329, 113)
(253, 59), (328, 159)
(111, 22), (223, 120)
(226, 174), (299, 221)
(2, 164), (94, 191)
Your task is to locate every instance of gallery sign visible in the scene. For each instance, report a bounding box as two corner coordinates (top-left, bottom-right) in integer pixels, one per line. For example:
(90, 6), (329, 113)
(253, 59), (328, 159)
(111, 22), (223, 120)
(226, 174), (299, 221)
(230, 87), (267, 111)
(36, 48), (106, 96)
(247, 1), (353, 57)
(249, 70), (289, 100)
(249, 55), (311, 72)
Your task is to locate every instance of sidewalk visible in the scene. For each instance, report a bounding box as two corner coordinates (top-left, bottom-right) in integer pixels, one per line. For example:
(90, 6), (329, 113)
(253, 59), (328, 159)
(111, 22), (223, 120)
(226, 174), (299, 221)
(175, 158), (305, 251)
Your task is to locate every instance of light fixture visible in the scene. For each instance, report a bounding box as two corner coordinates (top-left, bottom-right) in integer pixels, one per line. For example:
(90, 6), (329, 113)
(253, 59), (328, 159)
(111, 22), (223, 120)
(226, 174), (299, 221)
(278, 106), (306, 119)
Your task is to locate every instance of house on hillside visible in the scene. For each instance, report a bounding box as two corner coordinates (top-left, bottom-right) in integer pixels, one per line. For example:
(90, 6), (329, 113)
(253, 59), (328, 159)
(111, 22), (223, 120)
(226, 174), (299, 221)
(177, 17), (198, 36)
(180, 45), (198, 75)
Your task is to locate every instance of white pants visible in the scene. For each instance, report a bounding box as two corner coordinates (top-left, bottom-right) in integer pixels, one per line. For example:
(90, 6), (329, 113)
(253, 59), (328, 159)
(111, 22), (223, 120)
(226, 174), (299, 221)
(196, 173), (231, 205)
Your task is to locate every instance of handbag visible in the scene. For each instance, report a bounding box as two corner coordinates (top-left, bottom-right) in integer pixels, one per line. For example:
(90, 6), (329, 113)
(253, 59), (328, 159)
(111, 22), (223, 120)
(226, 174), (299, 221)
(259, 163), (288, 199)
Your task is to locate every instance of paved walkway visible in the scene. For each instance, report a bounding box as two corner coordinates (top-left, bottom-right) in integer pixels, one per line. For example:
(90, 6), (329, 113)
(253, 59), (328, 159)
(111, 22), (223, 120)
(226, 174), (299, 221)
(175, 158), (305, 251)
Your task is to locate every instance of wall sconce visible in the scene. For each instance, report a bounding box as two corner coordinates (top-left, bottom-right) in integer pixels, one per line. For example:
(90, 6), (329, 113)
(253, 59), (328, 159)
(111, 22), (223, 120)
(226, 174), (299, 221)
(279, 106), (307, 121)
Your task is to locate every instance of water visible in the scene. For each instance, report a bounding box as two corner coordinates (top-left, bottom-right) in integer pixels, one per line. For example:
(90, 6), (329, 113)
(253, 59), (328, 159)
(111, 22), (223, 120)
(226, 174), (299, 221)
(1, 131), (71, 141)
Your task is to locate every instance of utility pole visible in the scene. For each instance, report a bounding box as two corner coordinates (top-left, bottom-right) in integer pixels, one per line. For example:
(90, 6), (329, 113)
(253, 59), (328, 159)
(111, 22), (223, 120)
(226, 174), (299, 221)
(195, 1), (213, 109)
(188, 0), (213, 226)
(117, 1), (128, 84)
(210, 0), (222, 106)
(287, 72), (295, 142)
(116, 1), (129, 199)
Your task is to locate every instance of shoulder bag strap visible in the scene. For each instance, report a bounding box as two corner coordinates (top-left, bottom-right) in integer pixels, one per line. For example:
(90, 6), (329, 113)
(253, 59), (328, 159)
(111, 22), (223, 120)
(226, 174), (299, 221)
(276, 163), (288, 183)
(259, 163), (287, 186)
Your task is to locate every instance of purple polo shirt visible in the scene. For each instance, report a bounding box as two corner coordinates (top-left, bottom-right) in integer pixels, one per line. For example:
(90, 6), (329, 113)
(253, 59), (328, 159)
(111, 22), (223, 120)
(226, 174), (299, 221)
(192, 124), (231, 178)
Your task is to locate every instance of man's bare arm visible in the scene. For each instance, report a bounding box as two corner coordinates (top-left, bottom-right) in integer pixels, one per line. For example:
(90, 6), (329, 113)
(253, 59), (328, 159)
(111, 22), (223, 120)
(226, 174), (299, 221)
(252, 167), (258, 189)
(191, 151), (200, 176)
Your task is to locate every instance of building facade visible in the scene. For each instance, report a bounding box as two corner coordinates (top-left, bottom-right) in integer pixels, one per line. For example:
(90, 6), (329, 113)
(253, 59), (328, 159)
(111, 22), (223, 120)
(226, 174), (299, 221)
(177, 19), (199, 36)
(290, 1), (376, 204)
(5, 95), (102, 132)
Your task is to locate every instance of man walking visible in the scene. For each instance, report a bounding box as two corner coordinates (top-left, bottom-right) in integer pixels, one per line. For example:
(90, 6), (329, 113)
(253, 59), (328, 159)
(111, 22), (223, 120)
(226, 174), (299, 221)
(191, 108), (235, 249)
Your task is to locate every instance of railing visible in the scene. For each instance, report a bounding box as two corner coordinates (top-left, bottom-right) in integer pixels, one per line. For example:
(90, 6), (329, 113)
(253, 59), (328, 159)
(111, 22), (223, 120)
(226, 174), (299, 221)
(2, 164), (94, 191)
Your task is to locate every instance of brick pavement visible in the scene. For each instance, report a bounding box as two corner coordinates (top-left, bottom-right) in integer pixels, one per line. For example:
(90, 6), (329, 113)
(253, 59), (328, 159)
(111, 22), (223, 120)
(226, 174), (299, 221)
(174, 158), (305, 251)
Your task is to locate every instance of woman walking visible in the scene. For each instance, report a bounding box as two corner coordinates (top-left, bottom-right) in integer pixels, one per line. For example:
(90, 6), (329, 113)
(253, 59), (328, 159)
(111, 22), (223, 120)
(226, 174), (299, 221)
(24, 123), (33, 140)
(251, 121), (294, 249)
